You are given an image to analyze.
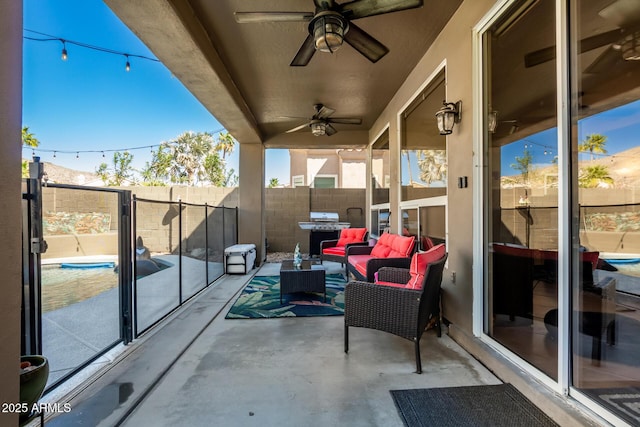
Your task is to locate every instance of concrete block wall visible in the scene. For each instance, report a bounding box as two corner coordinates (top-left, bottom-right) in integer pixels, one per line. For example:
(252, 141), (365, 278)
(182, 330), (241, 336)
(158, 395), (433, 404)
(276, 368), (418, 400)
(265, 187), (366, 253)
(41, 185), (365, 256)
(265, 187), (311, 253)
(43, 187), (121, 231)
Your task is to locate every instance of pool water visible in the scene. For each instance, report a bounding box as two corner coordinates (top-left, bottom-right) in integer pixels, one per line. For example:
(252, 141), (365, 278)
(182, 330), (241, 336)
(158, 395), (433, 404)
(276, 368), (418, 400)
(610, 262), (640, 277)
(41, 264), (118, 312)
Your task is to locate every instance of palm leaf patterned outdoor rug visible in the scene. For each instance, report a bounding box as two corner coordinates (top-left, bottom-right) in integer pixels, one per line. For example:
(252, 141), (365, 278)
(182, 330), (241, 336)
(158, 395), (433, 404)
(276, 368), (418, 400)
(225, 274), (346, 319)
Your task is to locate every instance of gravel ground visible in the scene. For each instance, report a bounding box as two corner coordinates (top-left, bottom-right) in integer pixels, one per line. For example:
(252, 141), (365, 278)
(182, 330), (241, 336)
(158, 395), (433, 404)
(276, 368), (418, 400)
(265, 252), (309, 263)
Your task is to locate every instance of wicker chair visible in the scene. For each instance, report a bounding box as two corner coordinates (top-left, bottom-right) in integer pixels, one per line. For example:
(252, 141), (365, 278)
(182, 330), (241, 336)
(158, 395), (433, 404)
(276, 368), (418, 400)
(320, 228), (369, 269)
(344, 253), (448, 374)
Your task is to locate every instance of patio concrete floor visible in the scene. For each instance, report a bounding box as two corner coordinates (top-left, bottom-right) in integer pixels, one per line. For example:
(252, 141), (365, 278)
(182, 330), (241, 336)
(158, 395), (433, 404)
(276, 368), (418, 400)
(40, 261), (560, 426)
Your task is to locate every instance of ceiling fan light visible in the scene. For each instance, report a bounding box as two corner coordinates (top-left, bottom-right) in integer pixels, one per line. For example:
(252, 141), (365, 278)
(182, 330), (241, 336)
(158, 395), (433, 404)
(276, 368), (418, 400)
(312, 13), (347, 53)
(621, 32), (640, 61)
(311, 122), (327, 136)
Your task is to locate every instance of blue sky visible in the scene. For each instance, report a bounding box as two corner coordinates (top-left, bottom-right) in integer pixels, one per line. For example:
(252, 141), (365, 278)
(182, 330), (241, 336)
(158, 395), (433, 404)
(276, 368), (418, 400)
(22, 0), (290, 185)
(500, 99), (640, 175)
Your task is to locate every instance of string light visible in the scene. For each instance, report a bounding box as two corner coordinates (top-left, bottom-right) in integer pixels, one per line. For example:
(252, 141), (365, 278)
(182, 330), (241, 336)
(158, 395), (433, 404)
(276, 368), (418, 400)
(61, 40), (68, 61)
(22, 127), (227, 159)
(23, 29), (161, 71)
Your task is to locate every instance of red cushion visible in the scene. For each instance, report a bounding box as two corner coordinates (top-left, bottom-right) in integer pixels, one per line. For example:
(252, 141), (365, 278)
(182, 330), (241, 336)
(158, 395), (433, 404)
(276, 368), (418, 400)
(323, 246), (345, 256)
(370, 233), (415, 258)
(581, 251), (599, 270)
(406, 244), (446, 290)
(387, 234), (415, 258)
(348, 255), (372, 277)
(336, 228), (367, 247)
(370, 233), (392, 257)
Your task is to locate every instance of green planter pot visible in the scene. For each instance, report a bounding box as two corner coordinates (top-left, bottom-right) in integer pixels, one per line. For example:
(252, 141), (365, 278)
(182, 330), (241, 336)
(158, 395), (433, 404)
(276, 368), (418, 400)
(20, 355), (49, 422)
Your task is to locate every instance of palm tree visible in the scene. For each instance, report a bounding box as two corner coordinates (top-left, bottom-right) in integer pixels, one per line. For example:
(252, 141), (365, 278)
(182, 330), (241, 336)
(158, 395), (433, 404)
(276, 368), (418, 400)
(417, 150), (447, 185)
(579, 165), (614, 188)
(268, 178), (280, 188)
(579, 133), (607, 161)
(22, 127), (40, 178)
(216, 132), (236, 159)
(511, 148), (533, 185)
(22, 127), (39, 147)
(404, 151), (414, 185)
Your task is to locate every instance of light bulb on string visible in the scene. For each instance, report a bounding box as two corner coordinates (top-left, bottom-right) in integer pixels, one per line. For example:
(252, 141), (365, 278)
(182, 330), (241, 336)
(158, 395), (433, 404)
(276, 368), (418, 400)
(125, 54), (130, 72)
(53, 151), (56, 158)
(76, 152), (79, 159)
(102, 151), (105, 158)
(32, 149), (35, 157)
(61, 40), (68, 61)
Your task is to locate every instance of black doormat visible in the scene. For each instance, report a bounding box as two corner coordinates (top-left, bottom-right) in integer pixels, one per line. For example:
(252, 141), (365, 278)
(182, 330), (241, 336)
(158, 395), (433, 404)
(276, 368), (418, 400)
(390, 384), (559, 427)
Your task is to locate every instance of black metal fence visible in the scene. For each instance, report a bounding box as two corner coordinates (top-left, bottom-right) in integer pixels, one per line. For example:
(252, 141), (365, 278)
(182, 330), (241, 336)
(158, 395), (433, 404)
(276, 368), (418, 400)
(132, 196), (237, 336)
(22, 160), (238, 392)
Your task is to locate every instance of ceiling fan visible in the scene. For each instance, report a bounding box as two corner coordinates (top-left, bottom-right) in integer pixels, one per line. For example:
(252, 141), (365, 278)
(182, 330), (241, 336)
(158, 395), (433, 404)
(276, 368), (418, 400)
(524, 0), (640, 72)
(235, 0), (423, 66)
(284, 104), (362, 136)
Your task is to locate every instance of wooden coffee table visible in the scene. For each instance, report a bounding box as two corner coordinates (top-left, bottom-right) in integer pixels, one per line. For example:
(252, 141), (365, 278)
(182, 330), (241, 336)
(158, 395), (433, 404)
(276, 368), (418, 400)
(280, 260), (326, 304)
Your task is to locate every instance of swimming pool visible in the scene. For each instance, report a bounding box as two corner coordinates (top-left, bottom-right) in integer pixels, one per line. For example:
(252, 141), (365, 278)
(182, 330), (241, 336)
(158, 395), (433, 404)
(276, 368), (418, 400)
(41, 264), (118, 312)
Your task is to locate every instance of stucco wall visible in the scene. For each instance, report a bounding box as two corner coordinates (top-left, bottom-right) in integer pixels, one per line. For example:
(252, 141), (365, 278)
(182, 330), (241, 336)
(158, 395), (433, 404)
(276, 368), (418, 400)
(0, 3), (22, 424)
(369, 0), (496, 333)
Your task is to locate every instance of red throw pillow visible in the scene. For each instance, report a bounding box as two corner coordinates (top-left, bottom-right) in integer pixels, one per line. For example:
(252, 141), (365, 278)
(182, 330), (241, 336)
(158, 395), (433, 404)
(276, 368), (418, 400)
(370, 233), (392, 258)
(405, 244), (446, 290)
(336, 228), (367, 247)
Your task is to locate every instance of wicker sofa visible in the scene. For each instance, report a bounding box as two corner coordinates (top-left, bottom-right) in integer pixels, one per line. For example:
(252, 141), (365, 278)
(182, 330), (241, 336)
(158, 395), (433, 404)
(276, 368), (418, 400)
(346, 233), (416, 282)
(344, 250), (448, 373)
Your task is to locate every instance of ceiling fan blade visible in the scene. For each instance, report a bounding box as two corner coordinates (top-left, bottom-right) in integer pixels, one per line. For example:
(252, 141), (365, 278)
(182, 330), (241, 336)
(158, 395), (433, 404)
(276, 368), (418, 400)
(315, 104), (336, 119)
(291, 34), (317, 66)
(584, 47), (623, 74)
(234, 12), (314, 23)
(325, 124), (338, 136)
(340, 0), (423, 20)
(524, 28), (624, 68)
(599, 0), (640, 28)
(285, 123), (311, 133)
(344, 22), (389, 63)
(314, 0), (336, 10)
(327, 117), (362, 125)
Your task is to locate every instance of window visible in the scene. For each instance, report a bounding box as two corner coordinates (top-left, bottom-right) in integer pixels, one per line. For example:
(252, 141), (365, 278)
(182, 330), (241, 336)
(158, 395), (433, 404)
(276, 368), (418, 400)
(401, 71), (447, 202)
(371, 129), (390, 205)
(313, 175), (336, 188)
(292, 175), (304, 187)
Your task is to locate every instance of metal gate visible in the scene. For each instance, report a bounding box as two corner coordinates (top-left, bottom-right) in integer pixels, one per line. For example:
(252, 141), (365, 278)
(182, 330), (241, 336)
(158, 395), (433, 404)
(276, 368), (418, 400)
(22, 158), (132, 391)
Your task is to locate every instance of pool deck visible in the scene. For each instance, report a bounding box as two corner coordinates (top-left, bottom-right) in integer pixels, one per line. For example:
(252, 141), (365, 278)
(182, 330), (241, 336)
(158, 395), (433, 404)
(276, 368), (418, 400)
(42, 255), (224, 385)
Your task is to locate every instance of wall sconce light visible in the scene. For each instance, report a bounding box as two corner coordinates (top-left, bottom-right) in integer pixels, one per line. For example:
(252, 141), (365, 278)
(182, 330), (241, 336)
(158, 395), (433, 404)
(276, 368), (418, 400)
(488, 111), (498, 133)
(311, 12), (348, 53)
(435, 100), (462, 135)
(311, 121), (327, 136)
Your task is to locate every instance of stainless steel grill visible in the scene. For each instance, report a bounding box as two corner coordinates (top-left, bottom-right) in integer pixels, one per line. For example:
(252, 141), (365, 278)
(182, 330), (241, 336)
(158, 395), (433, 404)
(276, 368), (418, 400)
(298, 212), (350, 231)
(299, 212), (350, 256)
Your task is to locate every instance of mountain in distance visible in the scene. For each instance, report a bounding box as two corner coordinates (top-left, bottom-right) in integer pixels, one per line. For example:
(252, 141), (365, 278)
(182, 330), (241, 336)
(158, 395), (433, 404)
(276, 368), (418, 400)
(24, 159), (103, 186)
